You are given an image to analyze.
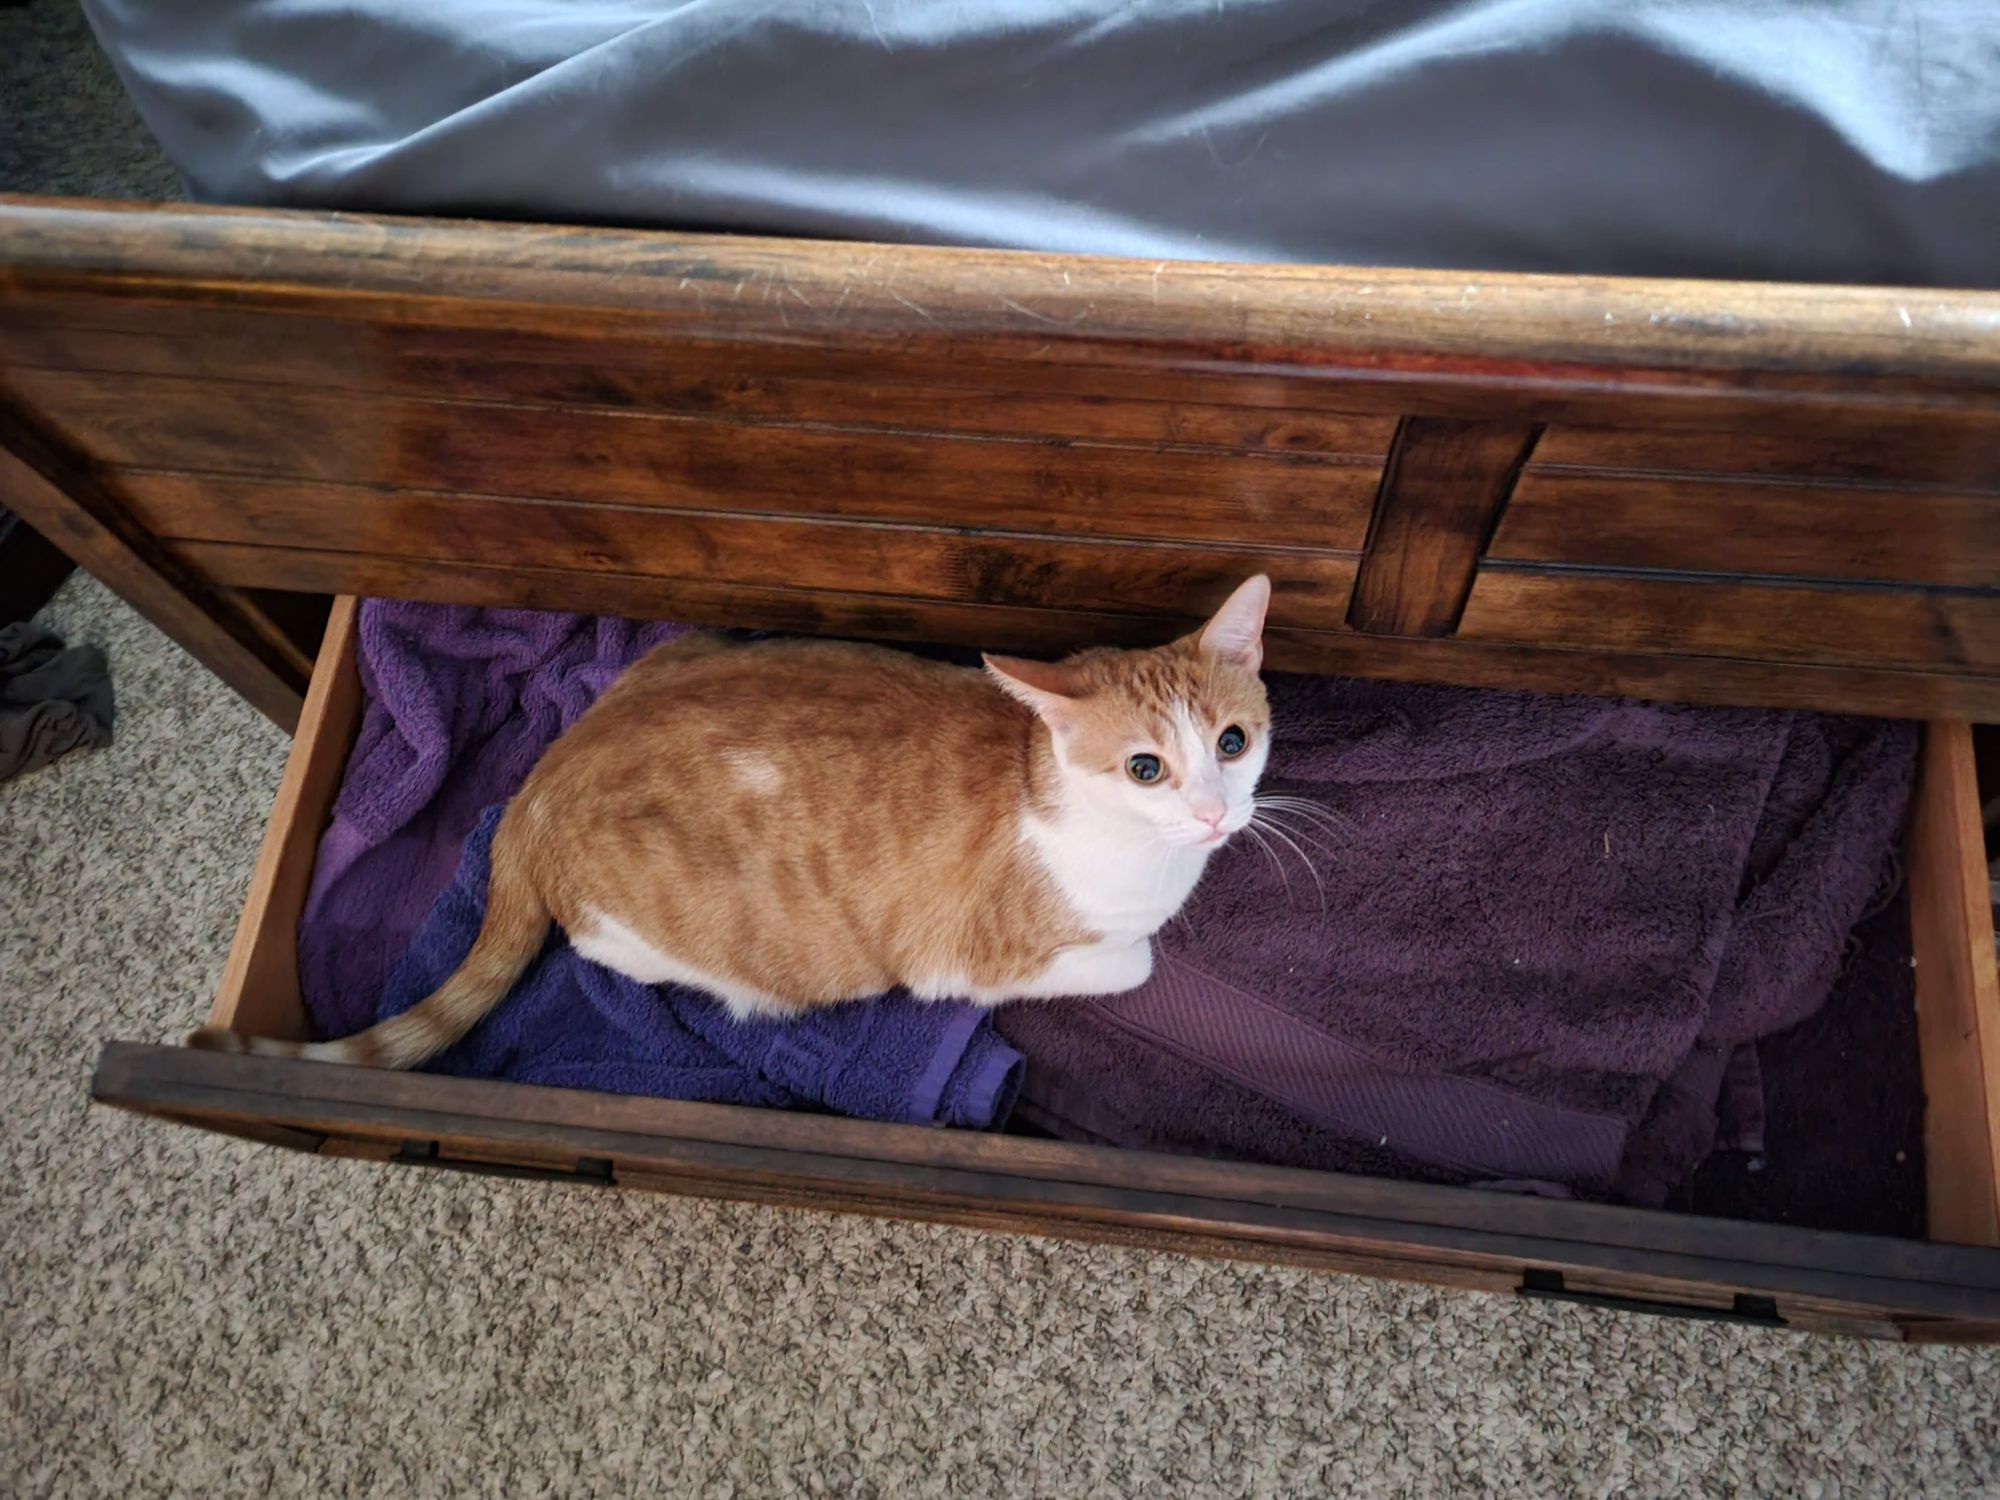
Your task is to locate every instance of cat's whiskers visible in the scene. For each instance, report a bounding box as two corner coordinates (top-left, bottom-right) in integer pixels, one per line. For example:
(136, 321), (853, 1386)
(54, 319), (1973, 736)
(1254, 795), (1351, 837)
(1249, 815), (1337, 858)
(1251, 796), (1350, 858)
(1247, 814), (1328, 912)
(1238, 823), (1295, 907)
(1248, 807), (1340, 859)
(1256, 800), (1352, 824)
(1256, 809), (1348, 839)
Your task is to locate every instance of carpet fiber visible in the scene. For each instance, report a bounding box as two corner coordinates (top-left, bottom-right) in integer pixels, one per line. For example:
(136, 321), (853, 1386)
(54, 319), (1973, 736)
(4, 6), (2000, 1494)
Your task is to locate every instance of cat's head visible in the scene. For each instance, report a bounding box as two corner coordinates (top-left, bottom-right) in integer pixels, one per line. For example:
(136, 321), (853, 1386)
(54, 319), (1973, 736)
(985, 575), (1272, 848)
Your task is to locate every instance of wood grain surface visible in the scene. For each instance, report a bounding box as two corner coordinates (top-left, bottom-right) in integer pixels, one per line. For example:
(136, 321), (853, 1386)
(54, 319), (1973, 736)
(89, 1042), (2000, 1339)
(1347, 417), (1540, 636)
(0, 397), (307, 728)
(1911, 722), (2000, 1247)
(205, 597), (361, 1040)
(3, 195), (1998, 716)
(1491, 473), (2000, 589)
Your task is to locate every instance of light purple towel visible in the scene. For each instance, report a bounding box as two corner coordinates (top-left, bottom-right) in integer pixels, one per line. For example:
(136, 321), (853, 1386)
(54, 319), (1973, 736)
(296, 601), (1023, 1130)
(299, 604), (691, 1017)
(996, 675), (1916, 1204)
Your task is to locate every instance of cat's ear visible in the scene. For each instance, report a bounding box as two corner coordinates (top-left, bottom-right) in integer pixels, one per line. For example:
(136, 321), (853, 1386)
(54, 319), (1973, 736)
(984, 654), (1084, 730)
(1197, 574), (1270, 671)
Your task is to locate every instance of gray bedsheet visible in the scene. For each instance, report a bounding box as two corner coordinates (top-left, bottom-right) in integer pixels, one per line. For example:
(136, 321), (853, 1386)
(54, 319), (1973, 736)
(84, 0), (2000, 286)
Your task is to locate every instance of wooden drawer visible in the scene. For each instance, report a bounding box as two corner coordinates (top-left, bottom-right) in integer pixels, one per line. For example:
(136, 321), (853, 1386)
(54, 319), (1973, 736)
(90, 597), (2000, 1341)
(5, 197), (1998, 1338)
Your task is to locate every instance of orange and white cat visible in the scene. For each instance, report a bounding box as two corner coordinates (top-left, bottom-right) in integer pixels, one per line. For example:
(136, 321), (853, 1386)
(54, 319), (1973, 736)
(193, 575), (1272, 1070)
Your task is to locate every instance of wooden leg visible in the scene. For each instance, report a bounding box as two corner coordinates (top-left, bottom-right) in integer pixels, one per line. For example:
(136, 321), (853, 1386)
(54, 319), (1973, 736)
(1911, 720), (2000, 1246)
(0, 406), (308, 732)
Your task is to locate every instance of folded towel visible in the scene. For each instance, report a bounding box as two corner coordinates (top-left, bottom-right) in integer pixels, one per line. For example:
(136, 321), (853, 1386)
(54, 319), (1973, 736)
(996, 675), (1916, 1203)
(298, 600), (1023, 1131)
(379, 808), (1022, 1128)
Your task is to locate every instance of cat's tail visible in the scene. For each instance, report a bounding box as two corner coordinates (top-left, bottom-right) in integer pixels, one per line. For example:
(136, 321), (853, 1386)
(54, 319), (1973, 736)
(187, 826), (551, 1071)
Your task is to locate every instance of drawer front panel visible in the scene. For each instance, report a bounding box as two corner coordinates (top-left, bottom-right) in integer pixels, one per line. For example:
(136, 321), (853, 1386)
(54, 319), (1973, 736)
(89, 1040), (2000, 1341)
(4, 367), (1379, 552)
(0, 298), (1401, 458)
(6, 199), (2000, 719)
(1471, 417), (2000, 678)
(121, 473), (1359, 629)
(1491, 472), (2000, 590)
(1459, 568), (2000, 674)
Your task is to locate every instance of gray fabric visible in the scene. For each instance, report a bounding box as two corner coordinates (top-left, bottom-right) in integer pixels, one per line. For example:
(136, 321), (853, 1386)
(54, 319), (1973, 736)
(0, 622), (113, 782)
(84, 0), (2000, 287)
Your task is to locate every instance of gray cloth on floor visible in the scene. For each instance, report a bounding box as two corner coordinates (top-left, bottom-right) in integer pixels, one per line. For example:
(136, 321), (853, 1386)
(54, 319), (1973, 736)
(0, 623), (113, 782)
(84, 0), (2000, 287)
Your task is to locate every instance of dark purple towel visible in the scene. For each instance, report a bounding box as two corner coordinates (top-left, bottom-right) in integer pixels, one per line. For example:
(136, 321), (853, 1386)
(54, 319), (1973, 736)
(996, 676), (1916, 1204)
(297, 601), (1023, 1131)
(1681, 888), (1925, 1238)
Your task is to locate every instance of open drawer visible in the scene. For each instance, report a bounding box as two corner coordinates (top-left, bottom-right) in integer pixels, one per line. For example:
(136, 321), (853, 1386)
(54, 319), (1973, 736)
(6, 196), (1996, 1339)
(92, 596), (2000, 1341)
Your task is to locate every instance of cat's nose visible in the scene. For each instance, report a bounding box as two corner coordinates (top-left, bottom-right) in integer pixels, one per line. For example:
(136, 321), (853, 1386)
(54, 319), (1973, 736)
(1187, 792), (1227, 830)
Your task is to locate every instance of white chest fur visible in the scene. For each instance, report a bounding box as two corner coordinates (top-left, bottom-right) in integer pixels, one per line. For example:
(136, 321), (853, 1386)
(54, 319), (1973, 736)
(1023, 803), (1213, 944)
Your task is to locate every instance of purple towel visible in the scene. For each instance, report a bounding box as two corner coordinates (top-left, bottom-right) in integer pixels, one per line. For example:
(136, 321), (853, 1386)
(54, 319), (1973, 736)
(995, 675), (1916, 1204)
(378, 807), (1023, 1127)
(297, 601), (1023, 1131)
(299, 604), (691, 1018)
(1680, 889), (1925, 1237)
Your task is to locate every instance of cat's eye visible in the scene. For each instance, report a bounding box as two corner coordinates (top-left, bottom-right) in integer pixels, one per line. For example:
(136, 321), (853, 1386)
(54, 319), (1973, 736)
(1126, 753), (1164, 784)
(1217, 724), (1249, 759)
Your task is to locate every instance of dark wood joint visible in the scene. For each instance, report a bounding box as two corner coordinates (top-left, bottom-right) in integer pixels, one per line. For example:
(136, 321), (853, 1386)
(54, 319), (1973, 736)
(1517, 1267), (1786, 1328)
(1347, 418), (1543, 637)
(0, 396), (310, 731)
(0, 504), (74, 625)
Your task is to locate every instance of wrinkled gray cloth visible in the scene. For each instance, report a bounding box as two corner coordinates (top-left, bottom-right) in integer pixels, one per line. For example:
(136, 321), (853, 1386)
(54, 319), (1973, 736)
(84, 0), (2000, 287)
(0, 624), (113, 783)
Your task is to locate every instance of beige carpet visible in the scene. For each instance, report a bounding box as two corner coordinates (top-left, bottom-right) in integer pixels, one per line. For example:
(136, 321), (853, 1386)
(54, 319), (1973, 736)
(5, 8), (2000, 1495)
(10, 586), (2000, 1500)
